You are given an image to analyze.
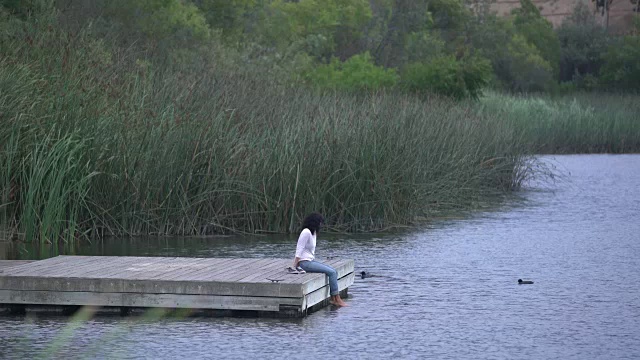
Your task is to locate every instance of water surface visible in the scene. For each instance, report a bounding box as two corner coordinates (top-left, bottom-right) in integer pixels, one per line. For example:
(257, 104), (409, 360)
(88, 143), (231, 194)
(1, 155), (639, 359)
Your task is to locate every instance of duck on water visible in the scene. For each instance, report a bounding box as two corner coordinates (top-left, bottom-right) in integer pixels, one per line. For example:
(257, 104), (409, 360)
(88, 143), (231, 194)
(360, 271), (380, 279)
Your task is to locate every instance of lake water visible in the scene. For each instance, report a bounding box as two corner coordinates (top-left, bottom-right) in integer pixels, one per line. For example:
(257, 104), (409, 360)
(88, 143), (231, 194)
(1, 155), (639, 359)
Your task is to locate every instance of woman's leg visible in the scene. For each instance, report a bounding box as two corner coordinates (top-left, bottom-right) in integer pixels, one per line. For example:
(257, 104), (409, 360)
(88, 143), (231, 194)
(298, 261), (339, 295)
(298, 261), (347, 306)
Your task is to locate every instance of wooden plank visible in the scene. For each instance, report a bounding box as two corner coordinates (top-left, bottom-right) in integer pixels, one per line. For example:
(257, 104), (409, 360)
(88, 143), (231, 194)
(224, 258), (284, 282)
(136, 257), (214, 280)
(0, 260), (37, 272)
(0, 258), (62, 275)
(73, 257), (143, 279)
(201, 258), (270, 283)
(141, 257), (222, 281)
(172, 257), (244, 277)
(152, 257), (210, 280)
(185, 258), (249, 280)
(12, 256), (104, 277)
(188, 259), (251, 281)
(1, 256), (78, 276)
(161, 258), (237, 281)
(161, 258), (238, 281)
(160, 258), (237, 281)
(204, 258), (273, 281)
(237, 260), (291, 283)
(57, 256), (122, 278)
(0, 289), (303, 312)
(115, 256), (223, 280)
(116, 257), (181, 280)
(238, 260), (285, 282)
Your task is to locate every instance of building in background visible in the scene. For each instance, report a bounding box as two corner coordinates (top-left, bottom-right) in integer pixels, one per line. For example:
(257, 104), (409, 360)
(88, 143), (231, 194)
(491, 0), (638, 33)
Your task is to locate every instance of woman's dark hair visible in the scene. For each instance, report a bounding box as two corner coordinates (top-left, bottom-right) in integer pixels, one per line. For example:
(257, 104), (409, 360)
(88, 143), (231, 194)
(301, 212), (324, 235)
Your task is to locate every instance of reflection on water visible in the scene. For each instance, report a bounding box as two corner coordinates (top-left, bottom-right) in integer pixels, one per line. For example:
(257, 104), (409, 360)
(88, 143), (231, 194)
(1, 155), (640, 359)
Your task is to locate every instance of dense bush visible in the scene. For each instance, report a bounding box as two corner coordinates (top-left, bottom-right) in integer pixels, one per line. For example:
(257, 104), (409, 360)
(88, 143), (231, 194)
(104, 0), (211, 42)
(305, 52), (398, 91)
(600, 34), (640, 91)
(557, 1), (609, 86)
(193, 0), (256, 38)
(512, 0), (561, 76)
(471, 15), (555, 92)
(505, 34), (556, 92)
(401, 55), (492, 99)
(261, 0), (372, 59)
(5, 0), (637, 96)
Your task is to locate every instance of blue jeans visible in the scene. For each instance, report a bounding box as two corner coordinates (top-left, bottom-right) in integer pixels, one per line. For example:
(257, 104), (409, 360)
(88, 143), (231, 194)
(298, 260), (339, 296)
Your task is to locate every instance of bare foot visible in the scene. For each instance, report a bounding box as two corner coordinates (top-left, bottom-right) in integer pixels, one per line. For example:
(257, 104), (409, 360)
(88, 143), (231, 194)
(329, 297), (349, 307)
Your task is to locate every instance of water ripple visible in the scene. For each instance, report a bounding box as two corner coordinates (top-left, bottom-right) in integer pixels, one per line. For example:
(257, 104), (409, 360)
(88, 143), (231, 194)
(1, 155), (640, 359)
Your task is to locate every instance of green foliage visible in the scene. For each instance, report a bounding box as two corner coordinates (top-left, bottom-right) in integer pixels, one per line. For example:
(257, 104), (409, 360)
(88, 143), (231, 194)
(557, 1), (609, 85)
(376, 0), (470, 67)
(403, 30), (446, 63)
(0, 0), (52, 18)
(374, 0), (432, 67)
(193, 0), (256, 38)
(600, 34), (640, 90)
(104, 0), (211, 42)
(401, 54), (491, 99)
(4, 4), (640, 239)
(427, 0), (471, 36)
(306, 52), (398, 90)
(469, 15), (515, 78)
(506, 34), (555, 92)
(512, 0), (561, 75)
(0, 12), (537, 235)
(265, 0), (371, 58)
(471, 15), (555, 92)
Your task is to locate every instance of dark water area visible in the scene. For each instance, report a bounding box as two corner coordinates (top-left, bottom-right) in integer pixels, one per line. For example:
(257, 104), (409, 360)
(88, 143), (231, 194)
(1, 155), (639, 359)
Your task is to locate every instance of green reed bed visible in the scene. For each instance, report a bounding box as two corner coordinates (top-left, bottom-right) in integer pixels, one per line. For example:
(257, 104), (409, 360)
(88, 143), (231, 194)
(478, 91), (640, 154)
(0, 16), (531, 242)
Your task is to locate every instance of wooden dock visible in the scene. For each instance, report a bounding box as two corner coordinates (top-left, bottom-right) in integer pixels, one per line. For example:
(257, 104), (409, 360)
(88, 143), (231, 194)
(0, 256), (354, 317)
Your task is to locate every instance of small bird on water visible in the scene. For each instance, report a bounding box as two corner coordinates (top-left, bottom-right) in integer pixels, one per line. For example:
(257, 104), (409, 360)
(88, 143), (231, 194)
(360, 271), (377, 279)
(518, 279), (534, 284)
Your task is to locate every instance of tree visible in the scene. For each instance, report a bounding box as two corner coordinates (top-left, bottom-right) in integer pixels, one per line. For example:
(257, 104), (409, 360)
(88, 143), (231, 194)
(374, 0), (431, 67)
(600, 33), (640, 90)
(263, 0), (372, 60)
(556, 0), (609, 84)
(401, 53), (492, 99)
(104, 0), (211, 42)
(192, 0), (256, 38)
(512, 0), (561, 76)
(305, 52), (399, 90)
(506, 33), (555, 91)
(470, 15), (555, 91)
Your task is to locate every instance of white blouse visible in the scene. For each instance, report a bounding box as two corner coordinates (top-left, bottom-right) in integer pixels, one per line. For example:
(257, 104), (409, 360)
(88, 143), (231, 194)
(295, 228), (316, 261)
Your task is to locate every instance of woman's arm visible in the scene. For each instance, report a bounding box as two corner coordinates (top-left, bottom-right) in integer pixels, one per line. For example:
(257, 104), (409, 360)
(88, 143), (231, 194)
(293, 229), (310, 267)
(293, 256), (301, 268)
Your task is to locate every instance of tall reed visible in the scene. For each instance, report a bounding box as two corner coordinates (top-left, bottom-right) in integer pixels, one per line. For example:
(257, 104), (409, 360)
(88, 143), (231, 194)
(0, 11), (531, 240)
(477, 91), (640, 154)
